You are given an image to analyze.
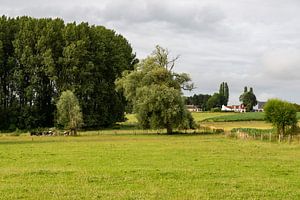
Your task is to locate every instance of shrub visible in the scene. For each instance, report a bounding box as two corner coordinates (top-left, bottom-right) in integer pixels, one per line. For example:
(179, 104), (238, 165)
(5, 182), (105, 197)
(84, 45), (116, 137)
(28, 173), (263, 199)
(211, 108), (221, 112)
(264, 99), (298, 135)
(231, 128), (274, 136)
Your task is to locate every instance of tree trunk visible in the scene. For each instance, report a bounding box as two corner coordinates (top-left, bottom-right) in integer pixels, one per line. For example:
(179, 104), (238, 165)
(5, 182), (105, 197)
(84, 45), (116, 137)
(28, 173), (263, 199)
(282, 125), (285, 137)
(70, 128), (77, 136)
(166, 123), (173, 134)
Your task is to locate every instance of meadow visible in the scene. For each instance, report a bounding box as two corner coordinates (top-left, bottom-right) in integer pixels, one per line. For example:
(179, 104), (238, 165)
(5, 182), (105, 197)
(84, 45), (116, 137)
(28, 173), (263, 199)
(198, 112), (300, 122)
(1, 112), (300, 199)
(1, 134), (300, 199)
(123, 113), (272, 132)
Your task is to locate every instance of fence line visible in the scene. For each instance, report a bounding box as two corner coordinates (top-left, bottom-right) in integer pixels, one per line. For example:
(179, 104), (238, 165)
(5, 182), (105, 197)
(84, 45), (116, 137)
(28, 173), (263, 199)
(227, 131), (300, 144)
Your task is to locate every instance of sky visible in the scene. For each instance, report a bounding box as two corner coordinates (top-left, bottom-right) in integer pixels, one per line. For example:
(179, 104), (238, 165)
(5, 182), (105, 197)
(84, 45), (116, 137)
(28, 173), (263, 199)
(1, 0), (300, 104)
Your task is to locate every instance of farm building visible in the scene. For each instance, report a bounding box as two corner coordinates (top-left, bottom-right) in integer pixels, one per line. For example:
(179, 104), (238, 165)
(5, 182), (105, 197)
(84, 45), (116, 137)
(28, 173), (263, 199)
(254, 101), (266, 112)
(221, 104), (246, 112)
(186, 105), (201, 112)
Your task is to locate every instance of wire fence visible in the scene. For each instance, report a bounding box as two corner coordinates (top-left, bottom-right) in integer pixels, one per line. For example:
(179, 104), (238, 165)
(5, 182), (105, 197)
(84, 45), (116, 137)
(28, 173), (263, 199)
(227, 129), (300, 144)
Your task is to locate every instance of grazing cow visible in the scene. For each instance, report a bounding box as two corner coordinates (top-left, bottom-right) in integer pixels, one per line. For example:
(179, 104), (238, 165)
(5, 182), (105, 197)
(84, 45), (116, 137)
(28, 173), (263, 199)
(31, 130), (57, 136)
(30, 131), (37, 136)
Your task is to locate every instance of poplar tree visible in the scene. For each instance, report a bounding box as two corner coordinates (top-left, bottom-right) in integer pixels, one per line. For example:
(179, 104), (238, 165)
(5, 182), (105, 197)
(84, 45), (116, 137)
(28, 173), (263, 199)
(219, 82), (229, 106)
(0, 16), (137, 130)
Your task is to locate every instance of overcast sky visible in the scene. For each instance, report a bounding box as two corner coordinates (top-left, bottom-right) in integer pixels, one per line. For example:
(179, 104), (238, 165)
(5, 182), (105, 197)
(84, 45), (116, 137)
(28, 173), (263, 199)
(1, 0), (300, 104)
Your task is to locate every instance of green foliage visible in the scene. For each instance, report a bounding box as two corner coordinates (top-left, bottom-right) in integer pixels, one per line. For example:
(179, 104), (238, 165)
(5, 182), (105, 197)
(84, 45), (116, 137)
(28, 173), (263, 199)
(0, 16), (136, 130)
(293, 103), (300, 112)
(264, 99), (298, 135)
(205, 82), (229, 110)
(206, 93), (224, 110)
(210, 107), (221, 112)
(239, 86), (257, 111)
(231, 128), (274, 136)
(219, 82), (229, 106)
(116, 46), (195, 134)
(56, 90), (83, 133)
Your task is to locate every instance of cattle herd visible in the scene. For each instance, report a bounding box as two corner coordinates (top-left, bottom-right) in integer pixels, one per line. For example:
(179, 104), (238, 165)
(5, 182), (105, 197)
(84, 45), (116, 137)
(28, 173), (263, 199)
(30, 130), (72, 136)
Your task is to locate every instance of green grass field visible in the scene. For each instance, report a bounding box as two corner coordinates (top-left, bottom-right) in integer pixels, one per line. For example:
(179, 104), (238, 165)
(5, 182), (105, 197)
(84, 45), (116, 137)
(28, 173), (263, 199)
(1, 134), (300, 199)
(201, 121), (272, 131)
(121, 113), (272, 132)
(201, 112), (300, 122)
(191, 112), (236, 122)
(122, 112), (238, 126)
(203, 112), (265, 122)
(123, 112), (300, 125)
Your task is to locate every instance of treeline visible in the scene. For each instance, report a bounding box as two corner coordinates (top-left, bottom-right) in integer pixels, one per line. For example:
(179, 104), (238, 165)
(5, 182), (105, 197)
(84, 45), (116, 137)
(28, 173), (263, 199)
(186, 82), (229, 111)
(185, 94), (211, 111)
(0, 16), (137, 130)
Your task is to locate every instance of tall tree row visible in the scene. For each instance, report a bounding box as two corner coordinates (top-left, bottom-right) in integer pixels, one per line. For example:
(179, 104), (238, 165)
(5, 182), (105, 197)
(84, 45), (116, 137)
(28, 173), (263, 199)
(219, 82), (229, 106)
(0, 16), (137, 130)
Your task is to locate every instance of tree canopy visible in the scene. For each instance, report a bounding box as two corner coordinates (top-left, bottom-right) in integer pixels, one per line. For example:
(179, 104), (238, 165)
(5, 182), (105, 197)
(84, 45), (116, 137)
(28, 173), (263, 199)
(0, 16), (137, 130)
(264, 99), (297, 136)
(57, 90), (83, 135)
(239, 87), (257, 111)
(206, 93), (224, 111)
(116, 46), (195, 134)
(219, 82), (229, 106)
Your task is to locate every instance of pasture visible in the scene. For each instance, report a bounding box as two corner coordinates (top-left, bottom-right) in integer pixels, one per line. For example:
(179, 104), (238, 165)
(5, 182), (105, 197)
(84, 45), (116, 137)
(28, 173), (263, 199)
(201, 121), (272, 131)
(1, 134), (300, 199)
(122, 113), (272, 132)
(203, 112), (265, 122)
(200, 112), (300, 122)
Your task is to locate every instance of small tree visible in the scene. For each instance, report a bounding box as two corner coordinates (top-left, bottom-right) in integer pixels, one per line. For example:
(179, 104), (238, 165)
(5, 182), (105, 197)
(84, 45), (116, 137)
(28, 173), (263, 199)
(57, 90), (83, 135)
(264, 99), (297, 136)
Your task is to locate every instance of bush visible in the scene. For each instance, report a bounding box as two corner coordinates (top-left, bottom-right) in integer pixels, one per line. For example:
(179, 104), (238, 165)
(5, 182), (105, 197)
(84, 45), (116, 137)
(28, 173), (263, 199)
(211, 108), (221, 112)
(231, 128), (274, 136)
(264, 99), (298, 135)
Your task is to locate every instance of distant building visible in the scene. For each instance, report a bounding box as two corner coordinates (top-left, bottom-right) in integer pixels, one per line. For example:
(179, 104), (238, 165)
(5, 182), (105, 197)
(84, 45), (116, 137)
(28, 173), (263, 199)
(221, 104), (246, 112)
(186, 105), (201, 112)
(254, 101), (266, 112)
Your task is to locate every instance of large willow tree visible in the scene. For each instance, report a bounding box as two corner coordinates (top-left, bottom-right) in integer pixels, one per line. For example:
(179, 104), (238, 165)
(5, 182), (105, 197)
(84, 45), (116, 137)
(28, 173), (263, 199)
(116, 46), (195, 134)
(0, 16), (137, 130)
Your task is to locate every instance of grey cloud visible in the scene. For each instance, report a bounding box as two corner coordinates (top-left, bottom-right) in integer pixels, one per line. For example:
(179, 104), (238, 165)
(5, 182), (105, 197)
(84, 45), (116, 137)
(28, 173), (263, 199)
(262, 48), (300, 80)
(1, 0), (300, 103)
(101, 1), (227, 35)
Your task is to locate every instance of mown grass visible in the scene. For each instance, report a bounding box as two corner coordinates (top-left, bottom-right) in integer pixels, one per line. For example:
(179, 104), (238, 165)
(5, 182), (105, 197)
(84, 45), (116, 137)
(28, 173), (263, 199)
(120, 113), (271, 132)
(203, 112), (300, 122)
(123, 112), (300, 124)
(1, 134), (300, 199)
(191, 112), (235, 122)
(203, 112), (265, 122)
(201, 121), (272, 131)
(121, 112), (237, 126)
